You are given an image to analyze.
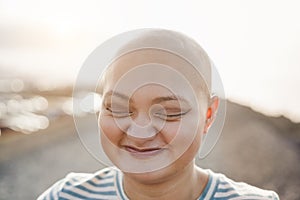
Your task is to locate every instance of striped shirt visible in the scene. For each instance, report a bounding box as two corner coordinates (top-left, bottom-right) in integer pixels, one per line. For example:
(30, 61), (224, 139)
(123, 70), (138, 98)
(37, 167), (279, 200)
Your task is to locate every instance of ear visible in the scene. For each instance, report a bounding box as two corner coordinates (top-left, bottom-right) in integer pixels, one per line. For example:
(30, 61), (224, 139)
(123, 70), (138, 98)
(203, 95), (219, 134)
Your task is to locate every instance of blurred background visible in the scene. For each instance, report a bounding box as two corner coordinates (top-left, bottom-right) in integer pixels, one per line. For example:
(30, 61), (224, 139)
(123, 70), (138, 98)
(0, 0), (299, 199)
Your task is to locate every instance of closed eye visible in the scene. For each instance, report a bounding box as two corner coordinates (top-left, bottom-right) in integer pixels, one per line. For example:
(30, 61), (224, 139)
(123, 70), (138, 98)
(106, 107), (133, 117)
(154, 111), (188, 121)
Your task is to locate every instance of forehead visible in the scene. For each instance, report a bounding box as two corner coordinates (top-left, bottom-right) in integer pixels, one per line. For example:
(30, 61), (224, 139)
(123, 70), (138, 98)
(102, 49), (208, 94)
(97, 49), (210, 110)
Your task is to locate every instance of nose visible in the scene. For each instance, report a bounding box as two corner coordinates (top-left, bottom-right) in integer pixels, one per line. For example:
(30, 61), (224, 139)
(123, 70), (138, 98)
(127, 122), (157, 139)
(126, 112), (160, 139)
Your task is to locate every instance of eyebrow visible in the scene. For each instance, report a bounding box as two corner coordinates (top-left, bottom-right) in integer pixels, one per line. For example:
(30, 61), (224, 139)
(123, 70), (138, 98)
(103, 90), (189, 105)
(152, 95), (189, 104)
(103, 90), (130, 101)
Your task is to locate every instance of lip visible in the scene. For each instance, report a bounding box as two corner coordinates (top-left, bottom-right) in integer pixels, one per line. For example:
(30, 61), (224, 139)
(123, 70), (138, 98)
(123, 145), (164, 158)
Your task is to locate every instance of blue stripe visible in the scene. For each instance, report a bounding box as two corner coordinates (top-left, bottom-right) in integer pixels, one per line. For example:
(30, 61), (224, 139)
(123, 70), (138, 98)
(65, 182), (116, 195)
(216, 187), (235, 193)
(61, 189), (91, 199)
(67, 174), (114, 183)
(218, 180), (231, 185)
(211, 177), (220, 198)
(61, 188), (114, 200)
(61, 188), (113, 200)
(49, 189), (55, 200)
(68, 177), (81, 183)
(95, 175), (114, 180)
(214, 193), (240, 199)
(115, 170), (126, 200)
(244, 193), (274, 198)
(86, 180), (114, 187)
(198, 172), (212, 200)
(65, 178), (114, 188)
(214, 192), (271, 200)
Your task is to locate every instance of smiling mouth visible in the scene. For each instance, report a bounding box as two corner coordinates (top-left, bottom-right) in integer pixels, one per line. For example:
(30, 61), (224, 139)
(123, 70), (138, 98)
(123, 145), (164, 158)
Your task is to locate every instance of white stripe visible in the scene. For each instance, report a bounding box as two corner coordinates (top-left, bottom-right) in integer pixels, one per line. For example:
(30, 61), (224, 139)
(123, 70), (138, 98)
(66, 172), (91, 180)
(54, 179), (66, 200)
(80, 183), (116, 192)
(97, 167), (116, 177)
(204, 174), (217, 200)
(214, 189), (238, 198)
(65, 176), (83, 185)
(221, 178), (252, 190)
(78, 177), (115, 190)
(218, 178), (274, 197)
(93, 176), (115, 184)
(115, 169), (130, 200)
(59, 192), (83, 200)
(214, 187), (273, 199)
(60, 193), (116, 200)
(217, 183), (251, 194)
(217, 183), (233, 189)
(230, 195), (272, 200)
(65, 174), (115, 188)
(61, 186), (117, 199)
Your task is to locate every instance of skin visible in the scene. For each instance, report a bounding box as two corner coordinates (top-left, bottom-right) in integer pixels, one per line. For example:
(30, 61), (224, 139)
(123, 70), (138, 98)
(98, 49), (219, 200)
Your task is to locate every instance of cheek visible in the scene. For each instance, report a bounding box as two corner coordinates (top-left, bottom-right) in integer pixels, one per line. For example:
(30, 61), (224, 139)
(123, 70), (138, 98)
(160, 114), (205, 157)
(159, 122), (181, 143)
(99, 115), (123, 144)
(161, 117), (205, 143)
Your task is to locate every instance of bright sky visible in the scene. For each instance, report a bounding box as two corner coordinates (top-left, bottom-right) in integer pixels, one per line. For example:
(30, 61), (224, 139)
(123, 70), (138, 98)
(0, 0), (299, 122)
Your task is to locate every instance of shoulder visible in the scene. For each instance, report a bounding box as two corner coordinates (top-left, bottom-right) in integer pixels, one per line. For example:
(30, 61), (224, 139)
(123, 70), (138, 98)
(201, 170), (280, 200)
(37, 167), (121, 200)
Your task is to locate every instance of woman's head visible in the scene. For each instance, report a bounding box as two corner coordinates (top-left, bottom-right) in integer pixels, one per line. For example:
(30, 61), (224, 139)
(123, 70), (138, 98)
(97, 29), (219, 180)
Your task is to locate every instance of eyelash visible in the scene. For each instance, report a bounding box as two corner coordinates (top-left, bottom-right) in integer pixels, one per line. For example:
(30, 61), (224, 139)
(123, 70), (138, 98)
(105, 106), (187, 120)
(154, 112), (187, 120)
(105, 107), (133, 116)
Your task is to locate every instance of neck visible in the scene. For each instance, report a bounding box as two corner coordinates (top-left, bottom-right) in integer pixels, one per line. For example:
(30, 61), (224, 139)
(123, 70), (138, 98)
(123, 162), (208, 200)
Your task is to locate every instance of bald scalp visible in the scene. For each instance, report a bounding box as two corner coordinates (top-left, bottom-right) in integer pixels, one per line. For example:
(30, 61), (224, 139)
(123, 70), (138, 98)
(99, 49), (210, 102)
(97, 29), (212, 105)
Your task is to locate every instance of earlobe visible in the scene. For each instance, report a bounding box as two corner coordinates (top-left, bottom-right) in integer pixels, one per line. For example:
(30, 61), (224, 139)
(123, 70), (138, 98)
(204, 95), (219, 133)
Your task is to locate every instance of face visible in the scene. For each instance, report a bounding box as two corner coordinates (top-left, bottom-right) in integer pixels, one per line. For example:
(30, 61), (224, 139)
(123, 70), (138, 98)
(98, 49), (210, 182)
